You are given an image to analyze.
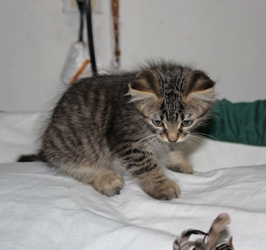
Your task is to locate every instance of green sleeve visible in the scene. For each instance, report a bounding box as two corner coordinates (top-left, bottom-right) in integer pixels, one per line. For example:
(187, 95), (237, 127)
(201, 99), (266, 146)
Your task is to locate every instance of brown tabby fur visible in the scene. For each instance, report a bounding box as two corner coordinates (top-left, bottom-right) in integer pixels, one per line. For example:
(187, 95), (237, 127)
(18, 61), (215, 200)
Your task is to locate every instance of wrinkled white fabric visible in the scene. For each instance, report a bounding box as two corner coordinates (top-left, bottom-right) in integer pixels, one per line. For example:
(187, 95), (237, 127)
(0, 112), (265, 250)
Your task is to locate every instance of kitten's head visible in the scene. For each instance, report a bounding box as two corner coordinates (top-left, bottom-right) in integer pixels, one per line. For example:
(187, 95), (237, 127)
(128, 62), (215, 143)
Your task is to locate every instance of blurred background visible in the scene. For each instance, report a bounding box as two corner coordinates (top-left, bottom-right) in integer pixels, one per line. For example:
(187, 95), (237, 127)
(1, 0), (266, 111)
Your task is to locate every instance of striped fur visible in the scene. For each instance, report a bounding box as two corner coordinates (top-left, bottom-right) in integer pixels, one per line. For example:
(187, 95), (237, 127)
(18, 61), (215, 199)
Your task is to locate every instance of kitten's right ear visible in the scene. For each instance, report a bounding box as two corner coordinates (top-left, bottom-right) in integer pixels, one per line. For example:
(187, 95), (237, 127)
(128, 70), (162, 102)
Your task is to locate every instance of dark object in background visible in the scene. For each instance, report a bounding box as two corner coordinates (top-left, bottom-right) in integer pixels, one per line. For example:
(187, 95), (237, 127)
(84, 0), (97, 75)
(76, 0), (97, 75)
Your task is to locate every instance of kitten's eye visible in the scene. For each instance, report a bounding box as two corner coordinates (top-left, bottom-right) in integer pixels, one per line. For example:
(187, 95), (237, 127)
(182, 120), (193, 127)
(152, 119), (163, 127)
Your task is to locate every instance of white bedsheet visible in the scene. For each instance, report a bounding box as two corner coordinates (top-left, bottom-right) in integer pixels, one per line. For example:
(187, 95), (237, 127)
(0, 112), (266, 249)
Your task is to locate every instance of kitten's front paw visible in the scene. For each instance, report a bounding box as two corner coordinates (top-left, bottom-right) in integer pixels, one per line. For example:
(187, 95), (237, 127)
(145, 179), (180, 200)
(167, 162), (193, 174)
(164, 151), (193, 174)
(92, 170), (124, 197)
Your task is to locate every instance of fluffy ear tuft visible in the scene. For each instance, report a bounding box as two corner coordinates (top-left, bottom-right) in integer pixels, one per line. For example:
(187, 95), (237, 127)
(184, 70), (215, 102)
(128, 69), (162, 102)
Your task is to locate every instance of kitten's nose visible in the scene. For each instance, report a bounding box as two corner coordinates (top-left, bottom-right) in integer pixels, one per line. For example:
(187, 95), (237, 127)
(167, 133), (178, 143)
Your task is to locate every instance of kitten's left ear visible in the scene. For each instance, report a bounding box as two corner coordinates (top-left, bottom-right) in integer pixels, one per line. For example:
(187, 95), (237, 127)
(183, 70), (215, 101)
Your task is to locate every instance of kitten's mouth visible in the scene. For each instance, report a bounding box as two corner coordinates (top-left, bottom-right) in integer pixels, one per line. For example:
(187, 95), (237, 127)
(168, 139), (178, 143)
(158, 134), (189, 143)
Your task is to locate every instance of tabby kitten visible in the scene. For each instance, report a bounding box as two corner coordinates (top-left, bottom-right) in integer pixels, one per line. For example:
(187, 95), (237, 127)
(18, 61), (215, 200)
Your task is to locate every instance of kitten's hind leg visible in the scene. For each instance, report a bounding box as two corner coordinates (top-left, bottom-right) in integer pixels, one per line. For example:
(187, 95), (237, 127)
(164, 151), (193, 174)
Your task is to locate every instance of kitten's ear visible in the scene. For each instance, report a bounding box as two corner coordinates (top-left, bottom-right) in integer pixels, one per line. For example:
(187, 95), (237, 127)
(184, 70), (215, 101)
(128, 70), (162, 102)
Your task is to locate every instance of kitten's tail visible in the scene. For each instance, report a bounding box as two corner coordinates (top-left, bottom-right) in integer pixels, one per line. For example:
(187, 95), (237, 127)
(17, 151), (44, 162)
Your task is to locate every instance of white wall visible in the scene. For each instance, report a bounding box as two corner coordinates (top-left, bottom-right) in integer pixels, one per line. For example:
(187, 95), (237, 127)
(0, 0), (112, 111)
(1, 0), (266, 111)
